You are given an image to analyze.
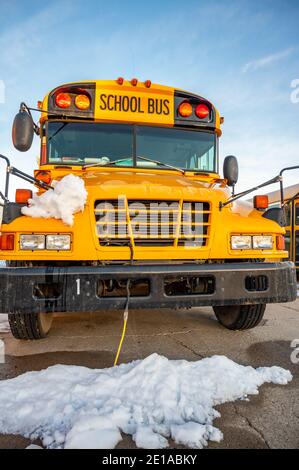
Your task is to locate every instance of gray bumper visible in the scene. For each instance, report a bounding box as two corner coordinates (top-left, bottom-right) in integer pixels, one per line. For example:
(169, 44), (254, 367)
(0, 261), (296, 314)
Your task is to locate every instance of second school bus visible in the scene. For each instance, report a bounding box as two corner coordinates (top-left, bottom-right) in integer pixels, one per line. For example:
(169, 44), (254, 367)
(0, 78), (296, 339)
(267, 183), (299, 275)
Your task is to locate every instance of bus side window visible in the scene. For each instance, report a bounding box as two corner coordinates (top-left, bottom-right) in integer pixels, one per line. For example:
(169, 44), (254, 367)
(296, 203), (299, 226)
(285, 204), (291, 226)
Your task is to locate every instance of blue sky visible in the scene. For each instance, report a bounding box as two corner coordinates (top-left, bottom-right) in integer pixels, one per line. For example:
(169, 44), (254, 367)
(0, 0), (298, 196)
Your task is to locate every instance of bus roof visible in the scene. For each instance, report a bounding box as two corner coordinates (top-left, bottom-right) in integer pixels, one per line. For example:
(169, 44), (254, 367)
(40, 79), (222, 135)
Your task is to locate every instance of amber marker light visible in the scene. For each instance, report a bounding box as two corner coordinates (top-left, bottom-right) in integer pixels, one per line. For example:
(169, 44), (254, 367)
(75, 94), (90, 110)
(253, 195), (269, 210)
(276, 235), (285, 251)
(15, 189), (33, 204)
(0, 234), (15, 250)
(178, 101), (193, 117)
(35, 171), (52, 185)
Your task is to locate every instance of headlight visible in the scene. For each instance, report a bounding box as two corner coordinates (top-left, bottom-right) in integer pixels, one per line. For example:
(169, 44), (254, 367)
(252, 235), (273, 249)
(20, 234), (45, 250)
(46, 234), (71, 250)
(231, 235), (252, 250)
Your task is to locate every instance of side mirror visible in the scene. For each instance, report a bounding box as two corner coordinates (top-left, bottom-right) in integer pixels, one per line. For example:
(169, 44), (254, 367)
(12, 111), (34, 152)
(223, 155), (239, 188)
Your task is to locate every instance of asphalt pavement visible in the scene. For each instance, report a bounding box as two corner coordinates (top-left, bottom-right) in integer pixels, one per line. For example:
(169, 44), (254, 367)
(0, 299), (298, 449)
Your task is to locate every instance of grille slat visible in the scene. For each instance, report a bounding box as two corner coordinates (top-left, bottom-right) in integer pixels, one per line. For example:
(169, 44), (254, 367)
(94, 199), (211, 247)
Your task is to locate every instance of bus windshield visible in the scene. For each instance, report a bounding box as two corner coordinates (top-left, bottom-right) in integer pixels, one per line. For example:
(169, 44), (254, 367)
(47, 122), (217, 173)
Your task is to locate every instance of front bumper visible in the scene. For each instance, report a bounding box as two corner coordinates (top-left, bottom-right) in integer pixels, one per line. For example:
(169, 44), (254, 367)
(0, 261), (296, 315)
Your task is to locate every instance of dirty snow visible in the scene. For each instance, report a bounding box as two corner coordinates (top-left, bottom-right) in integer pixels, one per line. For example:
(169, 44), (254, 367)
(0, 353), (292, 449)
(0, 314), (9, 333)
(21, 174), (87, 226)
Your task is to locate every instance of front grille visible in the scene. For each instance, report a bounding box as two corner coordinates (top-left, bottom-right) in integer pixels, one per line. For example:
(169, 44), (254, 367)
(94, 199), (211, 248)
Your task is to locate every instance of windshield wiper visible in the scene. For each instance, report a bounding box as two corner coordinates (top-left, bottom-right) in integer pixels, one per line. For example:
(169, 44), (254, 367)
(136, 156), (185, 174)
(83, 155), (186, 174)
(83, 157), (132, 169)
(48, 122), (69, 141)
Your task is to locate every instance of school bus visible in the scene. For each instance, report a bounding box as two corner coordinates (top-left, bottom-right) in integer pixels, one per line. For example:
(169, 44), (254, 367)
(268, 183), (299, 275)
(0, 78), (296, 339)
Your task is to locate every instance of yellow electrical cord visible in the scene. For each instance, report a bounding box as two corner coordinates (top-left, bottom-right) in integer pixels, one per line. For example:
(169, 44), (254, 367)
(114, 310), (128, 366)
(114, 280), (130, 366)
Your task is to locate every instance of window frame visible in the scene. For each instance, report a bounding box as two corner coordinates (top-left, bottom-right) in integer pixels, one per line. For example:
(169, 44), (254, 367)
(44, 120), (219, 174)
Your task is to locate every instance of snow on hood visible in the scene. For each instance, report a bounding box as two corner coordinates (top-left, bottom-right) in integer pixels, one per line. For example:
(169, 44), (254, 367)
(21, 174), (87, 226)
(0, 353), (292, 449)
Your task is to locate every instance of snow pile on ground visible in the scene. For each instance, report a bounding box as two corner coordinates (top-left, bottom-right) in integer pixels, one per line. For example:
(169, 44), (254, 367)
(21, 174), (87, 226)
(0, 353), (292, 449)
(0, 314), (9, 333)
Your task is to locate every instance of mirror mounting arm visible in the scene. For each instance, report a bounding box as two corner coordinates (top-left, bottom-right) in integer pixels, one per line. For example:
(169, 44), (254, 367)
(22, 102), (76, 119)
(279, 166), (299, 207)
(0, 153), (52, 202)
(9, 166), (53, 190)
(219, 175), (281, 210)
(219, 165), (299, 211)
(0, 154), (11, 199)
(231, 182), (236, 196)
(20, 102), (40, 135)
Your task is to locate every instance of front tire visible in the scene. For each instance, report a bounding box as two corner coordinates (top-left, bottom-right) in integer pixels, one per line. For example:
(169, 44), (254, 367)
(213, 304), (266, 330)
(5, 261), (53, 340)
(8, 312), (53, 340)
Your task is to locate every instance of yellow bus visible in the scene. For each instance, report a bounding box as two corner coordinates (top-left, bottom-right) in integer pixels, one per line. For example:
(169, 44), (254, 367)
(0, 78), (296, 339)
(268, 183), (299, 275)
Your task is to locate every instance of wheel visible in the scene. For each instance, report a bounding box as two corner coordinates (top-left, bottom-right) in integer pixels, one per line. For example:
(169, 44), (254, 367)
(5, 260), (53, 340)
(8, 312), (53, 340)
(213, 304), (266, 330)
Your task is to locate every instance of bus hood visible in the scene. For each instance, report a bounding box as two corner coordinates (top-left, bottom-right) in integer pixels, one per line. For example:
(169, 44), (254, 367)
(83, 169), (285, 235)
(83, 169), (227, 202)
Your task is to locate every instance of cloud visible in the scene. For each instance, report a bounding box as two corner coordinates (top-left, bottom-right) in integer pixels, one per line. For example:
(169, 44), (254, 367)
(0, 1), (76, 70)
(242, 48), (294, 73)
